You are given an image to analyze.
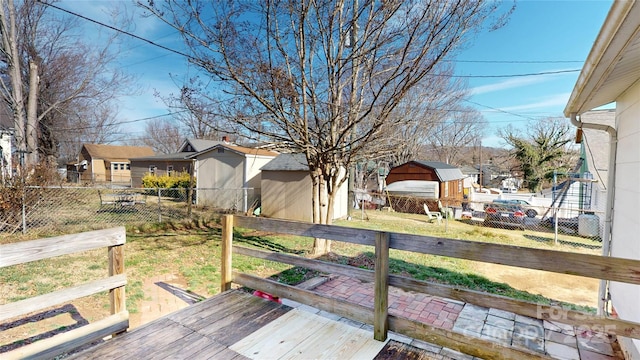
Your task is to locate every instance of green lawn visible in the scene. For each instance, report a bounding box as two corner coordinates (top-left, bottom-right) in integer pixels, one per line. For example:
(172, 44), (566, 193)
(1, 210), (600, 319)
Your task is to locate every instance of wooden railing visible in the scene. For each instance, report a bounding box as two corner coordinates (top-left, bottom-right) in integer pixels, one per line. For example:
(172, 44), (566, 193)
(221, 215), (640, 360)
(0, 227), (128, 360)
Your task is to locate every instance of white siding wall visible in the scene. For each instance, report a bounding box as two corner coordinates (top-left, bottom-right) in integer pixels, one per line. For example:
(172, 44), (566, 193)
(609, 80), (640, 355)
(195, 150), (243, 208)
(244, 156), (275, 189)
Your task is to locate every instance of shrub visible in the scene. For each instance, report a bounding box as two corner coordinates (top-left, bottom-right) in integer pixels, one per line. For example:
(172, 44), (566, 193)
(141, 172), (194, 189)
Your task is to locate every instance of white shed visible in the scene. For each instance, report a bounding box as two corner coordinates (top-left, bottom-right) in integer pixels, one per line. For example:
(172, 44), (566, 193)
(260, 153), (348, 222)
(188, 144), (278, 211)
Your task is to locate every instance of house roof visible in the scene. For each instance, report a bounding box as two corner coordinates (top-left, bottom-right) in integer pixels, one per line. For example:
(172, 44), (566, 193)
(130, 152), (193, 161)
(411, 161), (465, 182)
(82, 144), (154, 162)
(187, 143), (279, 159)
(261, 153), (309, 171)
(179, 138), (226, 153)
(577, 109), (615, 188)
(459, 165), (480, 176)
(564, 1), (640, 116)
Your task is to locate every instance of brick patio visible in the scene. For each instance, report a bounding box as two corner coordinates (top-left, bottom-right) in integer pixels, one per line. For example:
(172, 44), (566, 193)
(308, 275), (625, 360)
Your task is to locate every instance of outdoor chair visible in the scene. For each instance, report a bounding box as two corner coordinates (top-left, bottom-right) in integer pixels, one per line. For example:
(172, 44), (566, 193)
(423, 203), (443, 225)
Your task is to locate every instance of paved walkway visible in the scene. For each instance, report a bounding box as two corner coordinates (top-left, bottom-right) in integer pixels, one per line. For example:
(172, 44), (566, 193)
(304, 275), (624, 360)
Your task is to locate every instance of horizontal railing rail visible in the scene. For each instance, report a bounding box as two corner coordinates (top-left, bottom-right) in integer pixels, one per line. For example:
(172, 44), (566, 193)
(0, 227), (128, 360)
(221, 215), (640, 360)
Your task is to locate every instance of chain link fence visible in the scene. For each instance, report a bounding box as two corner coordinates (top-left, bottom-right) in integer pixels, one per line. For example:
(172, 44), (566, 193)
(2, 184), (604, 251)
(353, 191), (604, 251)
(0, 186), (258, 236)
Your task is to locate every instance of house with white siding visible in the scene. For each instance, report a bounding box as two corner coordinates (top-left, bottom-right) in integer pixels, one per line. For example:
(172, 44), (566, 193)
(564, 1), (640, 358)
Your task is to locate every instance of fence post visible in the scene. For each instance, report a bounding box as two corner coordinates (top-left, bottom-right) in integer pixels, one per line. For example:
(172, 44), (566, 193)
(157, 188), (162, 223)
(221, 215), (234, 292)
(21, 187), (26, 234)
(374, 231), (389, 341)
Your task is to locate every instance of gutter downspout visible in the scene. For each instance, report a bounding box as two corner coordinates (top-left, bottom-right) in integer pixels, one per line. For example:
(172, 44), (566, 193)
(570, 112), (617, 316)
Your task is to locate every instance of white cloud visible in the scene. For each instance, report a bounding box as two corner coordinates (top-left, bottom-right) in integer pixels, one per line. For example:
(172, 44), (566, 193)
(470, 75), (547, 95)
(469, 68), (578, 96)
(499, 92), (571, 112)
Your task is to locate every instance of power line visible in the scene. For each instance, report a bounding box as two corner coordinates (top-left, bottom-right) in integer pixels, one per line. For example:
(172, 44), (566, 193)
(52, 111), (188, 132)
(40, 3), (572, 130)
(44, 2), (582, 80)
(443, 59), (583, 64)
(40, 1), (194, 61)
(443, 69), (580, 78)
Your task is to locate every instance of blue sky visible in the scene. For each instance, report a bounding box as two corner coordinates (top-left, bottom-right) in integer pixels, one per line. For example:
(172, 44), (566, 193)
(59, 0), (614, 148)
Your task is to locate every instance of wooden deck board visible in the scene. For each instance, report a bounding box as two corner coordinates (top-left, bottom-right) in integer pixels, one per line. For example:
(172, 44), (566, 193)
(166, 290), (248, 327)
(194, 295), (281, 335)
(210, 303), (292, 346)
(67, 290), (438, 360)
(229, 308), (388, 359)
(228, 309), (331, 358)
(374, 340), (434, 360)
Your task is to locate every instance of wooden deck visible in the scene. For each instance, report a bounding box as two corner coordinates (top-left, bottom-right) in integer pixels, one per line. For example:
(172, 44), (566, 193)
(69, 289), (430, 360)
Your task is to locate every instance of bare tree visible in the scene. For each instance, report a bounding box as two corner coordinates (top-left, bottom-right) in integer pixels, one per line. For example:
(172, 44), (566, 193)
(139, 118), (184, 154)
(0, 0), (35, 167)
(500, 117), (578, 192)
(54, 104), (125, 164)
(427, 106), (487, 164)
(154, 76), (227, 140)
(0, 0), (136, 167)
(140, 0), (511, 254)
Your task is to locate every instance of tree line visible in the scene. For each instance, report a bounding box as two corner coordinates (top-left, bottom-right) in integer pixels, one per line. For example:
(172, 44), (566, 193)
(1, 0), (579, 253)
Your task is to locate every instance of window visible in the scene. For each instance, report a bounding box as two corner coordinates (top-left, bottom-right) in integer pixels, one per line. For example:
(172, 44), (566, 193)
(167, 165), (174, 176)
(149, 165), (157, 174)
(217, 148), (225, 154)
(112, 162), (128, 171)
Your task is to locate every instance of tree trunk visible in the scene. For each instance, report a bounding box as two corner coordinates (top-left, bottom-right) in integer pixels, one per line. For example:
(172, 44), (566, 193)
(1, 0), (26, 168)
(311, 170), (331, 256)
(26, 61), (39, 166)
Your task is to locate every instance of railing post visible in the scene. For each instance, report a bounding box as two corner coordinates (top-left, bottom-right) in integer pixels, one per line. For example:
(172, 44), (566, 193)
(374, 231), (390, 341)
(221, 215), (234, 292)
(109, 243), (126, 336)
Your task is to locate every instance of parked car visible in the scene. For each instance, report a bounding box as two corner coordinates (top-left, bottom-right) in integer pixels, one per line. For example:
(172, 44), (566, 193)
(484, 201), (526, 230)
(491, 199), (540, 218)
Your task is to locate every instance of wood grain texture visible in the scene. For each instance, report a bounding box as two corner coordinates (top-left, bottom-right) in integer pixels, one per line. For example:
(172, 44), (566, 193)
(390, 233), (640, 285)
(0, 274), (126, 323)
(0, 227), (126, 267)
(233, 272), (375, 325)
(233, 245), (372, 282)
(229, 308), (388, 360)
(221, 215), (234, 292)
(108, 245), (125, 316)
(234, 216), (376, 246)
(3, 311), (129, 360)
(233, 216), (640, 285)
(374, 231), (389, 341)
(231, 245), (640, 340)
